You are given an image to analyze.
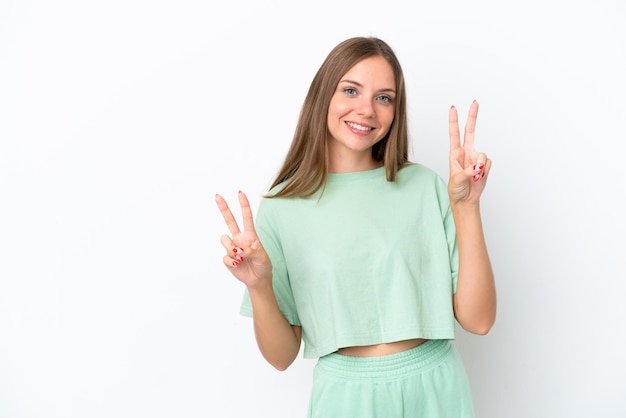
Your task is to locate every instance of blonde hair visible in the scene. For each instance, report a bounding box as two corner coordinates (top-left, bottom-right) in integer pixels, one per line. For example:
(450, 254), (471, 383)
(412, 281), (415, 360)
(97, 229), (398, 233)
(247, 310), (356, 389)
(268, 37), (409, 198)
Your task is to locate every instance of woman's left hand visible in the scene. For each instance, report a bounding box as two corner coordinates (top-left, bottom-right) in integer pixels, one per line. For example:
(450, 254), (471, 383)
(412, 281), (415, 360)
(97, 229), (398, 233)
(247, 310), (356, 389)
(448, 100), (492, 205)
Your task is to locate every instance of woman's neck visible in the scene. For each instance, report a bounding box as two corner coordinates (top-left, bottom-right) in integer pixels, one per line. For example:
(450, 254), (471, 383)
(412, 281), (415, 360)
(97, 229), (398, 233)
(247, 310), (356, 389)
(328, 155), (382, 173)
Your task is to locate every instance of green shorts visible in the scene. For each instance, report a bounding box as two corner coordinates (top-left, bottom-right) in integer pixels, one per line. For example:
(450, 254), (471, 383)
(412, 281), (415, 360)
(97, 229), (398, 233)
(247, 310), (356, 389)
(308, 339), (474, 418)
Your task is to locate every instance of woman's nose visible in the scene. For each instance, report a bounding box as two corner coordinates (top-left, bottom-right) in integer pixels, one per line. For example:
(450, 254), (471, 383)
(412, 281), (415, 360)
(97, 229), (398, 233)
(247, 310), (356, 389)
(355, 98), (375, 117)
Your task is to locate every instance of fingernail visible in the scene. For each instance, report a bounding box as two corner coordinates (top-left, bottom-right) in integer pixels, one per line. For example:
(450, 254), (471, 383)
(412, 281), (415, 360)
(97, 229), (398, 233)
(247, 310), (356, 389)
(232, 260), (240, 267)
(473, 163), (484, 172)
(233, 247), (244, 254)
(473, 174), (481, 182)
(235, 255), (244, 262)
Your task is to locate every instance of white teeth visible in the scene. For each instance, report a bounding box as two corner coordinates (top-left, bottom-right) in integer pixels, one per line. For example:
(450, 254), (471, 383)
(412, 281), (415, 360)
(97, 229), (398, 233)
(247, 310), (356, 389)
(346, 122), (372, 131)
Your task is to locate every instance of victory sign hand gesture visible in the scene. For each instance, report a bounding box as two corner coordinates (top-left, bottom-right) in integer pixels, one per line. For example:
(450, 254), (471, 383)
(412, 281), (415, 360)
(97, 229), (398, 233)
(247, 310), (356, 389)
(215, 191), (272, 289)
(448, 100), (492, 205)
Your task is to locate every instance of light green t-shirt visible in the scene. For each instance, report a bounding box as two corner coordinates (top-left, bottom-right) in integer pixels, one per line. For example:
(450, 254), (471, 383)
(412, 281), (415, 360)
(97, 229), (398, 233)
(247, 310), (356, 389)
(240, 163), (458, 359)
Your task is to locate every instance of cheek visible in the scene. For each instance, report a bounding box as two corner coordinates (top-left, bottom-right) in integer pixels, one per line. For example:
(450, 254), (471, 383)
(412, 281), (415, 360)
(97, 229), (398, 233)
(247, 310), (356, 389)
(375, 109), (395, 139)
(381, 108), (395, 127)
(328, 97), (350, 119)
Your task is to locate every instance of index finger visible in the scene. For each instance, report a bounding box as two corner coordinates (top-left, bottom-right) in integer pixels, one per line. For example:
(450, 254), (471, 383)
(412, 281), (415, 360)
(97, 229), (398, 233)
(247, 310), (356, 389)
(215, 194), (241, 236)
(449, 105), (461, 151)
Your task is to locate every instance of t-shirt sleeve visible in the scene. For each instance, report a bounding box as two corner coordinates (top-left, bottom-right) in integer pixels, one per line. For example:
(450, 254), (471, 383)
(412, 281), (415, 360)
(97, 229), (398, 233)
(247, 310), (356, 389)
(436, 176), (459, 294)
(239, 197), (301, 326)
(443, 204), (459, 293)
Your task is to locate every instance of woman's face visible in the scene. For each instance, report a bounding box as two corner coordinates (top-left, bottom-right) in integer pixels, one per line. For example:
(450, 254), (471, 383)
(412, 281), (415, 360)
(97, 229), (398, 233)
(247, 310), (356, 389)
(326, 56), (396, 169)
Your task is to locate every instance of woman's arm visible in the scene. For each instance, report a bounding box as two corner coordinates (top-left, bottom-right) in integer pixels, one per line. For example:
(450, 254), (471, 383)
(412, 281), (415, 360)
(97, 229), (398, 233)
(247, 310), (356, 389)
(216, 192), (301, 370)
(247, 280), (302, 371)
(451, 202), (496, 334)
(447, 101), (497, 335)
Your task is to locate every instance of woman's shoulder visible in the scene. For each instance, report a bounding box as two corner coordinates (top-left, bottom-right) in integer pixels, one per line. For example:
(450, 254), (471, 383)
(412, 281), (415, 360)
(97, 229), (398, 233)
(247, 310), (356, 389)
(264, 181), (287, 197)
(258, 182), (296, 212)
(399, 162), (445, 183)
(397, 163), (451, 210)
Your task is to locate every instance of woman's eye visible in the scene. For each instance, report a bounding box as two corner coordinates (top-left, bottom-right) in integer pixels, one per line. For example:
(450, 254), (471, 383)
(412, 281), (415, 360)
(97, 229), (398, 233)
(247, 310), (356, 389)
(377, 95), (393, 104)
(343, 88), (357, 96)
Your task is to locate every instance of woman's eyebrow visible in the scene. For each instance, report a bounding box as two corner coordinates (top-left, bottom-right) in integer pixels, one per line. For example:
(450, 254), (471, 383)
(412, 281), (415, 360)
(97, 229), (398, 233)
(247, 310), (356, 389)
(338, 79), (396, 94)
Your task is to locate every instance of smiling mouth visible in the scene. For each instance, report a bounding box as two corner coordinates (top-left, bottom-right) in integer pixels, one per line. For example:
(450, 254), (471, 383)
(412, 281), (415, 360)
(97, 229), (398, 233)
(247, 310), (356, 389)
(346, 121), (374, 132)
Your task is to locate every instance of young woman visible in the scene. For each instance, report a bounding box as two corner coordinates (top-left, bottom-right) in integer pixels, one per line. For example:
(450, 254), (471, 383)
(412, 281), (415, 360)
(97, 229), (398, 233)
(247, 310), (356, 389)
(216, 36), (496, 417)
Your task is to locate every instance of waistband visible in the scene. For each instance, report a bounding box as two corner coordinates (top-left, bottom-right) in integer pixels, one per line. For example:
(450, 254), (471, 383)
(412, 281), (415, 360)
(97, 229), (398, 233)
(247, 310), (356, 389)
(315, 339), (452, 381)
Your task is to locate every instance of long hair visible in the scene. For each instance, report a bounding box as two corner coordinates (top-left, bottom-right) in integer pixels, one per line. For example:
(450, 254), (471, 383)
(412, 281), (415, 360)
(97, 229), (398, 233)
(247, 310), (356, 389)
(267, 37), (409, 198)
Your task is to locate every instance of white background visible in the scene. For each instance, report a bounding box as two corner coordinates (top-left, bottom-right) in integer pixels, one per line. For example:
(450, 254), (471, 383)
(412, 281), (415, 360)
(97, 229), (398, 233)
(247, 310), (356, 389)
(1, 0), (625, 417)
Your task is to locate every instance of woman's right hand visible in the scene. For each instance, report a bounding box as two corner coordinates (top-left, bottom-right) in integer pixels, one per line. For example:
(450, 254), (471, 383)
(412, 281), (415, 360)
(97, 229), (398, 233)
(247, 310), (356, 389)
(215, 191), (272, 289)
